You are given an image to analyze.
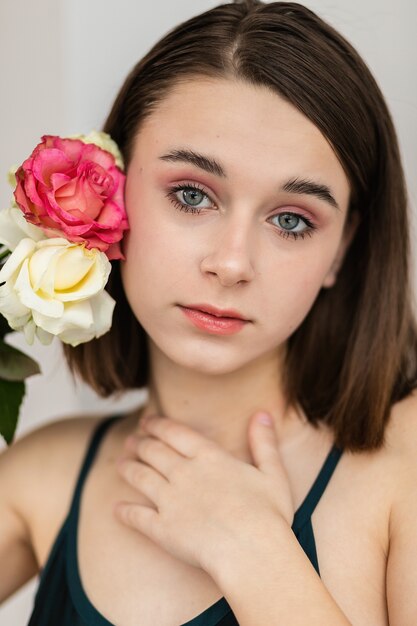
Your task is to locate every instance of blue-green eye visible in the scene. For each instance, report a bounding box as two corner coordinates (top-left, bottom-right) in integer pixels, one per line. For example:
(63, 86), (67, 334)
(271, 212), (315, 240)
(166, 182), (212, 212)
(278, 214), (300, 230)
(165, 183), (317, 241)
(271, 212), (314, 236)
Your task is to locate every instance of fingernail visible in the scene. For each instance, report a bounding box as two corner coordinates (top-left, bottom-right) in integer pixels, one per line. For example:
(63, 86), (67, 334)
(257, 412), (273, 426)
(124, 435), (137, 449)
(138, 416), (147, 426)
(116, 455), (128, 467)
(140, 414), (152, 426)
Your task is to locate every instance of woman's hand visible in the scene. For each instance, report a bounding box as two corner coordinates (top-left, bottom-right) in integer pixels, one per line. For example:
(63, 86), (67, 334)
(113, 411), (294, 575)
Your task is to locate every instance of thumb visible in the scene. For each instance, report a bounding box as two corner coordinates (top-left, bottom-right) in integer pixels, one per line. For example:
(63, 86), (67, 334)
(248, 411), (285, 476)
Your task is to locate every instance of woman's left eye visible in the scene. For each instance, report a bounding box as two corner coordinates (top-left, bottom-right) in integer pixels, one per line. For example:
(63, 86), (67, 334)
(165, 183), (213, 213)
(270, 212), (317, 240)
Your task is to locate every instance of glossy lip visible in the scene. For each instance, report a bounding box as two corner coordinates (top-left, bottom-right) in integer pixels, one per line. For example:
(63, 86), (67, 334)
(178, 306), (249, 335)
(180, 302), (249, 321)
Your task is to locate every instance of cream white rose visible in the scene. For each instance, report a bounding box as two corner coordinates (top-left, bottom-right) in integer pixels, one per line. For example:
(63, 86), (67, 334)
(0, 205), (45, 251)
(7, 165), (19, 189)
(0, 237), (115, 346)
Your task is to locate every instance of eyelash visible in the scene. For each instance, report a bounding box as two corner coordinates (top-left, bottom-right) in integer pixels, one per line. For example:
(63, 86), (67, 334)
(165, 182), (318, 241)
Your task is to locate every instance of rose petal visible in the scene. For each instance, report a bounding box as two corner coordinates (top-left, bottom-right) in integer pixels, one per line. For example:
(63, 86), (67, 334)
(55, 250), (110, 302)
(105, 241), (124, 260)
(79, 142), (115, 171)
(44, 136), (83, 162)
(32, 148), (74, 187)
(28, 243), (63, 295)
(0, 238), (37, 282)
(94, 199), (125, 229)
(53, 245), (95, 291)
(18, 165), (47, 209)
(35, 325), (54, 345)
(82, 235), (110, 253)
(0, 207), (42, 250)
(55, 176), (104, 220)
(4, 313), (32, 333)
(70, 130), (124, 170)
(58, 289), (115, 346)
(49, 172), (72, 194)
(44, 187), (87, 224)
(0, 280), (31, 318)
(14, 258), (63, 318)
(32, 298), (94, 334)
(23, 318), (36, 345)
(89, 289), (116, 334)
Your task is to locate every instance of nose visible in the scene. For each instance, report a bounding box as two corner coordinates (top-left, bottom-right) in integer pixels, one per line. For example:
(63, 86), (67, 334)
(199, 214), (256, 287)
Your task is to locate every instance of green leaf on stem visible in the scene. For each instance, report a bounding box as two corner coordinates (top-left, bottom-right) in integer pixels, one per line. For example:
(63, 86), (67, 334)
(0, 378), (25, 445)
(0, 340), (41, 381)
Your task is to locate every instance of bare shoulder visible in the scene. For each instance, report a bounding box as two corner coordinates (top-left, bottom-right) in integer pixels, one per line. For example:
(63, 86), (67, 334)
(382, 387), (417, 536)
(1, 413), (104, 487)
(377, 388), (417, 496)
(384, 387), (417, 458)
(383, 390), (417, 621)
(0, 413), (115, 565)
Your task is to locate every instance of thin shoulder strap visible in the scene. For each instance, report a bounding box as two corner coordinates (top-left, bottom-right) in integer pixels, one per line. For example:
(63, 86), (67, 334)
(292, 444), (343, 531)
(68, 415), (120, 514)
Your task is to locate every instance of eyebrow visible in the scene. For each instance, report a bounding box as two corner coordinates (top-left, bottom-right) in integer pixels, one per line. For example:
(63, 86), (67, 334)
(158, 148), (341, 211)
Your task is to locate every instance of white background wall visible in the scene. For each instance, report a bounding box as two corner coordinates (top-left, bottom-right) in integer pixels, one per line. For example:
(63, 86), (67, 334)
(0, 0), (416, 623)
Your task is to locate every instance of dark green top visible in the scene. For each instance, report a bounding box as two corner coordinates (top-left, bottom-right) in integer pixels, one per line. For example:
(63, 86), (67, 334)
(28, 414), (343, 625)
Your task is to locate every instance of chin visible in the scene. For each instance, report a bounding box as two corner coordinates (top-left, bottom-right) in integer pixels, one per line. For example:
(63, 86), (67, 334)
(159, 341), (255, 376)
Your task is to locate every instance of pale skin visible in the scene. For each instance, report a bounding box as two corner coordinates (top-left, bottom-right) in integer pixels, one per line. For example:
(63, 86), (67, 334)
(1, 77), (417, 625)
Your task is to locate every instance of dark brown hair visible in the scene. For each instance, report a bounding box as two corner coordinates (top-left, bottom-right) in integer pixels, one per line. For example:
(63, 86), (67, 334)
(63, 0), (417, 451)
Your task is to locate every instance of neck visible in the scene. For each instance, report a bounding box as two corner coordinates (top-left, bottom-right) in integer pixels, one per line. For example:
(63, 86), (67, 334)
(133, 338), (308, 464)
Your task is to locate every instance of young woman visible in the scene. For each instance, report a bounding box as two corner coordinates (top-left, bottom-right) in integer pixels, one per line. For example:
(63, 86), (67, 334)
(1, 1), (417, 624)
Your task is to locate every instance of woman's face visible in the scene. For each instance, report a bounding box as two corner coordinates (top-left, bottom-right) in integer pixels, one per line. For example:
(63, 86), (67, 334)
(121, 77), (354, 375)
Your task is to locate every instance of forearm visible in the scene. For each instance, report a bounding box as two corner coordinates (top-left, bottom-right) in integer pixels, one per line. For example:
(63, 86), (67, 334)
(208, 516), (352, 626)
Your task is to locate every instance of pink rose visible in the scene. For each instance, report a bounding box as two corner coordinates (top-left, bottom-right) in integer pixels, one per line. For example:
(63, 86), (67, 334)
(14, 135), (129, 260)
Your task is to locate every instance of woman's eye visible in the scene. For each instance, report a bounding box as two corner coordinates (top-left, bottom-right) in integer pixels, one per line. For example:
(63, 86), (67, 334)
(166, 184), (317, 241)
(270, 212), (317, 240)
(165, 183), (213, 213)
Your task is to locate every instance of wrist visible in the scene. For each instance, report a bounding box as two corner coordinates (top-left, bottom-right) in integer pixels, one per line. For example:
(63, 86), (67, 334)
(203, 516), (352, 625)
(202, 512), (290, 587)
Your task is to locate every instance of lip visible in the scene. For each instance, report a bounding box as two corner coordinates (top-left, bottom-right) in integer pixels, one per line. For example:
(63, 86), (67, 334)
(181, 303), (249, 321)
(178, 305), (249, 335)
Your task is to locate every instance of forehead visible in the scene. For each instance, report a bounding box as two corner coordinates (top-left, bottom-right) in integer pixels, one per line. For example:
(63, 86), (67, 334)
(131, 77), (350, 205)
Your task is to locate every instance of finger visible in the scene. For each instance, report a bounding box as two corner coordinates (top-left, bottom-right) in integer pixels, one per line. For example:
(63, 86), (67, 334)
(117, 457), (167, 506)
(114, 500), (160, 541)
(141, 415), (211, 458)
(249, 412), (286, 476)
(125, 434), (184, 479)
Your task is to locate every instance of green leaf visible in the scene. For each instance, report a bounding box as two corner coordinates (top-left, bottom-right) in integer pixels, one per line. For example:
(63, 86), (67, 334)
(0, 315), (12, 340)
(0, 378), (25, 445)
(0, 340), (41, 381)
(0, 247), (10, 263)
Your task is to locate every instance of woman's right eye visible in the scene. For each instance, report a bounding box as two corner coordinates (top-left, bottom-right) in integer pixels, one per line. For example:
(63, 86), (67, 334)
(165, 183), (214, 213)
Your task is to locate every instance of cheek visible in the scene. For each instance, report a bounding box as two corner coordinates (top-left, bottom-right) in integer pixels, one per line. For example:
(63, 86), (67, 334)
(120, 190), (193, 322)
(124, 177), (193, 262)
(259, 246), (337, 336)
